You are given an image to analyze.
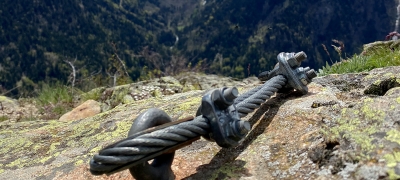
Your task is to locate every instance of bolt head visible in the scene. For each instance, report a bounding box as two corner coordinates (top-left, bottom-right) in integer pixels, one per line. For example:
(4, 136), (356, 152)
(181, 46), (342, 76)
(223, 87), (239, 102)
(238, 120), (250, 134)
(300, 78), (308, 85)
(306, 69), (317, 80)
(287, 57), (300, 68)
(294, 51), (307, 62)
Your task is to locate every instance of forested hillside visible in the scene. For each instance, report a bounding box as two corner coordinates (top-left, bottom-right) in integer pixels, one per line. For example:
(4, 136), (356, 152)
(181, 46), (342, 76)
(0, 0), (199, 96)
(177, 0), (396, 77)
(0, 0), (396, 97)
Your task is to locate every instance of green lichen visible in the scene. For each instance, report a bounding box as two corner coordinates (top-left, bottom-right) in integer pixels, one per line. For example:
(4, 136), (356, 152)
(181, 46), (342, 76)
(381, 129), (400, 179)
(322, 97), (385, 157)
(396, 97), (400, 104)
(40, 152), (60, 164)
(151, 89), (163, 98)
(383, 73), (394, 77)
(361, 98), (385, 121)
(383, 152), (400, 179)
(177, 97), (201, 112)
(386, 129), (400, 145)
(373, 79), (382, 86)
(74, 159), (84, 166)
(0, 96), (16, 103)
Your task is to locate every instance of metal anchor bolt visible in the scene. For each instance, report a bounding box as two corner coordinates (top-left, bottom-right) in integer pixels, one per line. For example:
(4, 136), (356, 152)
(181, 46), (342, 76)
(223, 87), (239, 102)
(297, 67), (317, 86)
(294, 51), (307, 62)
(238, 120), (251, 134)
(288, 51), (307, 68)
(300, 78), (308, 86)
(306, 69), (317, 79)
(229, 119), (251, 138)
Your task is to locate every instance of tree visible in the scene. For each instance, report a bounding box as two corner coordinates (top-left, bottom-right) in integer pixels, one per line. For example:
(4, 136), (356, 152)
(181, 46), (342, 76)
(64, 56), (78, 88)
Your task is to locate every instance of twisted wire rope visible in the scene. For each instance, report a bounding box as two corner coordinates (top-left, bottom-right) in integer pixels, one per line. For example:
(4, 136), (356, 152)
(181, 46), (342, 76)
(90, 75), (287, 174)
(235, 75), (286, 117)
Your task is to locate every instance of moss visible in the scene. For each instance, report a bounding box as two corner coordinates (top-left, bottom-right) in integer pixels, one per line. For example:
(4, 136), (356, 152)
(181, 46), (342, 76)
(82, 87), (105, 101)
(0, 116), (8, 122)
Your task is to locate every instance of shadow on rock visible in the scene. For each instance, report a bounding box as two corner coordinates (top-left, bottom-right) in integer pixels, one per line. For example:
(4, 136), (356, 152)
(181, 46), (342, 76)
(184, 91), (301, 179)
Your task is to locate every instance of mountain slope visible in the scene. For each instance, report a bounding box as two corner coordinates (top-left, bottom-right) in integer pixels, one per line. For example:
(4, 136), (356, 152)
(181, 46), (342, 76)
(177, 0), (396, 76)
(0, 0), (200, 95)
(0, 0), (396, 96)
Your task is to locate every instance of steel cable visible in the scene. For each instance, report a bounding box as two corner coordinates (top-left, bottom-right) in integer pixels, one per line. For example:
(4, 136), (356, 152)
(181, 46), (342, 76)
(90, 116), (210, 174)
(90, 75), (287, 175)
(235, 75), (286, 117)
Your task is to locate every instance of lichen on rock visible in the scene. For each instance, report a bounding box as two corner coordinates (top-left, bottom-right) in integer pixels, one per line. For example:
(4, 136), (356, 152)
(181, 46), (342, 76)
(1, 67), (400, 179)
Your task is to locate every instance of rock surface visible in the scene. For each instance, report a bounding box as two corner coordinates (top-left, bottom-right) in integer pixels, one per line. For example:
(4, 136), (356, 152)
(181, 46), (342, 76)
(362, 39), (400, 55)
(83, 72), (253, 110)
(1, 67), (400, 179)
(0, 96), (38, 122)
(58, 100), (101, 122)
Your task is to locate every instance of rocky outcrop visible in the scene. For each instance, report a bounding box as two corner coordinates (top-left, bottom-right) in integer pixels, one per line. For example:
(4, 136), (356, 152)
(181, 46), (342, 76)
(59, 100), (101, 122)
(1, 66), (400, 179)
(362, 39), (400, 55)
(0, 96), (38, 122)
(83, 72), (256, 110)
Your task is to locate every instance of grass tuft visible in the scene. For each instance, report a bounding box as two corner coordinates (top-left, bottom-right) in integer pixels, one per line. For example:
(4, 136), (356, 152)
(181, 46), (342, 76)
(36, 83), (77, 119)
(318, 46), (400, 76)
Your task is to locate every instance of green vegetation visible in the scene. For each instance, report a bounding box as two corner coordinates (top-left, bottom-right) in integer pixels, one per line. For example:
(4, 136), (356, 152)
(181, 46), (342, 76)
(0, 116), (8, 122)
(319, 46), (400, 76)
(36, 83), (79, 119)
(0, 0), (394, 98)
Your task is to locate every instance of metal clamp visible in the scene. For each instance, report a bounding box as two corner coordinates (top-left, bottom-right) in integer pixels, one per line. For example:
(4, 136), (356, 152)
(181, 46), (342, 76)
(200, 87), (251, 148)
(258, 51), (317, 94)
